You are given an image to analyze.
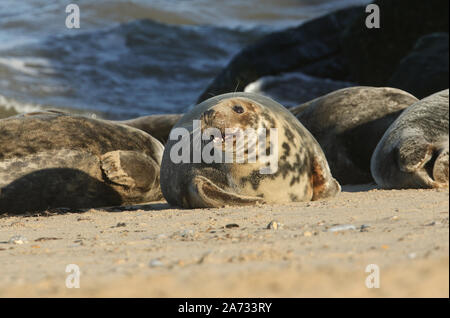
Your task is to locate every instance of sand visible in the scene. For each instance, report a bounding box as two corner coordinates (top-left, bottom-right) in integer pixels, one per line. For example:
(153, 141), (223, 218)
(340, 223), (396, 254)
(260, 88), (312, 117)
(0, 184), (448, 298)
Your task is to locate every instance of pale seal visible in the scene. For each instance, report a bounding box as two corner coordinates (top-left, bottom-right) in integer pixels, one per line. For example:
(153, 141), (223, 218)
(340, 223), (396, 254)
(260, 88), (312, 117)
(290, 86), (418, 184)
(370, 89), (449, 189)
(160, 92), (340, 208)
(0, 112), (164, 214)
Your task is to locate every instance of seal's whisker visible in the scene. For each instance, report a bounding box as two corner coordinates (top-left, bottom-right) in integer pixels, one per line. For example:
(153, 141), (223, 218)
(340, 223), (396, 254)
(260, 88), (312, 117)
(232, 80), (240, 98)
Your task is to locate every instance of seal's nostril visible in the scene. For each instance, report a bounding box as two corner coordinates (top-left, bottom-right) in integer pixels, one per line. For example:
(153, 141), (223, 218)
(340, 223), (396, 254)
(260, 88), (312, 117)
(232, 105), (244, 114)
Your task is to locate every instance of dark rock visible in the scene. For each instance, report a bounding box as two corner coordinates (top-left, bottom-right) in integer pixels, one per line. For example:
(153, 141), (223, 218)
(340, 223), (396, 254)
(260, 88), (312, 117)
(225, 223), (239, 229)
(341, 0), (449, 86)
(388, 33), (449, 99)
(197, 6), (364, 103)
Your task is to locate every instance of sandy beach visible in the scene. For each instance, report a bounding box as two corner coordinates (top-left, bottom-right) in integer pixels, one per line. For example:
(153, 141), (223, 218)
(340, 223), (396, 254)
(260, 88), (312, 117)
(0, 0), (448, 300)
(0, 184), (448, 297)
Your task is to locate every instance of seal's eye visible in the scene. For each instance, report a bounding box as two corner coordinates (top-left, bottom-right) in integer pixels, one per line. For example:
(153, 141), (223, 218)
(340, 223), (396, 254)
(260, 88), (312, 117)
(232, 105), (244, 114)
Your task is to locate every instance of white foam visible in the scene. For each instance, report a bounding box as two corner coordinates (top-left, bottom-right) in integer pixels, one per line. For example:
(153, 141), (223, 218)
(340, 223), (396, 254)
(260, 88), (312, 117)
(0, 57), (53, 76)
(0, 94), (44, 114)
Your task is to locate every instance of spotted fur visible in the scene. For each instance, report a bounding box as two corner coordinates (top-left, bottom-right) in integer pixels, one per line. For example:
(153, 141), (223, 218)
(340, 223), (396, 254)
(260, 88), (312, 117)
(160, 92), (340, 208)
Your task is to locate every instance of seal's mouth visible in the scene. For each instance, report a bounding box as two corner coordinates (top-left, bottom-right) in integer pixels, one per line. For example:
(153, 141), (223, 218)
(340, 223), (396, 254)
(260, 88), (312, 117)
(205, 127), (239, 144)
(200, 126), (246, 153)
(210, 130), (225, 144)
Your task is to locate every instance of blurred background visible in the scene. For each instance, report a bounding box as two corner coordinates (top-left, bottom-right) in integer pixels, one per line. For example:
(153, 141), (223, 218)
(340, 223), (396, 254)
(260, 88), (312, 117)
(0, 0), (370, 119)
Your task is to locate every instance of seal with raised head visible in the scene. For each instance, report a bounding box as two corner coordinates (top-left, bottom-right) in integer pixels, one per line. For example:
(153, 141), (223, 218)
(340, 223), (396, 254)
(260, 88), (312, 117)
(160, 92), (340, 208)
(371, 89), (449, 189)
(0, 111), (164, 214)
(290, 86), (418, 184)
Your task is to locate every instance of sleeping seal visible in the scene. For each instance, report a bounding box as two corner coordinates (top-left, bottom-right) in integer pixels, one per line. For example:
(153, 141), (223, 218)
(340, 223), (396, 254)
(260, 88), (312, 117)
(0, 112), (164, 214)
(118, 114), (182, 144)
(290, 86), (418, 184)
(370, 89), (449, 189)
(160, 92), (340, 208)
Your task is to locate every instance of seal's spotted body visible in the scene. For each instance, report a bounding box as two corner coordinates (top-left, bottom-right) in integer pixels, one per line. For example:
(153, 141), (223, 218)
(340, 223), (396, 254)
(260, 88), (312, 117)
(160, 92), (340, 208)
(0, 112), (164, 214)
(371, 89), (449, 189)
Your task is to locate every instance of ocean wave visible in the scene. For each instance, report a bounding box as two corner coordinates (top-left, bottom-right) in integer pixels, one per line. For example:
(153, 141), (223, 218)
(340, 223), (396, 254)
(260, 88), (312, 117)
(0, 94), (103, 120)
(0, 19), (266, 118)
(0, 94), (44, 117)
(0, 0), (371, 118)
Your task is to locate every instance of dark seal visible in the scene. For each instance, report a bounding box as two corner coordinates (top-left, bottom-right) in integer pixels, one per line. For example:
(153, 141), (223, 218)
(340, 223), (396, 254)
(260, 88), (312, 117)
(290, 86), (418, 184)
(0, 112), (164, 214)
(371, 89), (449, 189)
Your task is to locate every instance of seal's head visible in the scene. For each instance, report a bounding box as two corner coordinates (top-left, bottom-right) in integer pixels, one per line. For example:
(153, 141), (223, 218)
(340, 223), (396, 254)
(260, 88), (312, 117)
(199, 97), (274, 153)
(200, 97), (263, 130)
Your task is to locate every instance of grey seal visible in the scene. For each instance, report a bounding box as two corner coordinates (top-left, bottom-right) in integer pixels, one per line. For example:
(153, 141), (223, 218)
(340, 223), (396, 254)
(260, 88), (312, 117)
(160, 92), (340, 208)
(119, 114), (182, 144)
(370, 89), (449, 189)
(290, 86), (418, 184)
(0, 111), (164, 214)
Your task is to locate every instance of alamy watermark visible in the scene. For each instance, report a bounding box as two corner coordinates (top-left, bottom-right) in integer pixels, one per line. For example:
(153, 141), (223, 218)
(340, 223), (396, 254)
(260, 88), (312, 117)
(65, 264), (81, 288)
(169, 120), (279, 174)
(365, 4), (380, 29)
(365, 264), (380, 288)
(65, 4), (80, 29)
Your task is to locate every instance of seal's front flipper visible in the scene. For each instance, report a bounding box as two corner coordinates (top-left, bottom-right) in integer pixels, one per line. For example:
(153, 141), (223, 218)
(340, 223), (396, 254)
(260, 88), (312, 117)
(100, 150), (162, 201)
(188, 176), (265, 208)
(396, 139), (433, 173)
(311, 155), (341, 200)
(432, 148), (449, 186)
(396, 138), (449, 188)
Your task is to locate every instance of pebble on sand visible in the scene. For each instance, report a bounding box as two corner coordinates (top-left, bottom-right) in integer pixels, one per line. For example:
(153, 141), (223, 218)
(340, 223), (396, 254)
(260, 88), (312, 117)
(180, 229), (195, 238)
(408, 252), (417, 259)
(267, 220), (283, 230)
(149, 259), (164, 267)
(360, 224), (371, 232)
(326, 224), (356, 232)
(9, 235), (28, 245)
